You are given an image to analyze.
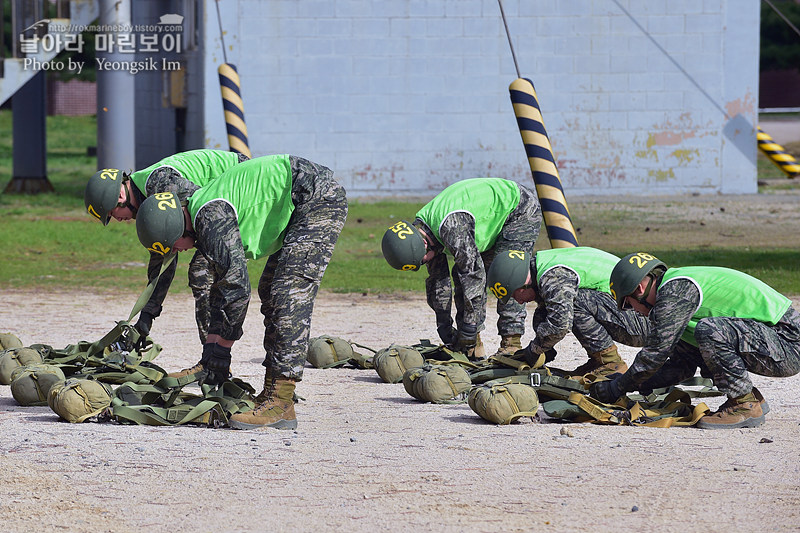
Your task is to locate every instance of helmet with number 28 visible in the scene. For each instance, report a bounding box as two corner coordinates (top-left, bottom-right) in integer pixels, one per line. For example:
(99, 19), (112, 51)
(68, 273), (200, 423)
(486, 249), (530, 304)
(381, 220), (426, 271)
(135, 192), (185, 256)
(609, 252), (666, 309)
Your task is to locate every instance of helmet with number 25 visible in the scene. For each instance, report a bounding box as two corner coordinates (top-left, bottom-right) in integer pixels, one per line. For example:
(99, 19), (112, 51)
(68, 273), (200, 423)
(381, 220), (426, 271)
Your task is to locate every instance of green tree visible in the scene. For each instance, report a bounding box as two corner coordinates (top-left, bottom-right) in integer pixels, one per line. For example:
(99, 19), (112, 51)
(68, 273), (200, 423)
(761, 0), (800, 72)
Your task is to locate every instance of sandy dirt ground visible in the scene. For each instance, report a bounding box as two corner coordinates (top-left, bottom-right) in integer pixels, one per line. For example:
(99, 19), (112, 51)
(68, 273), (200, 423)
(1, 288), (799, 533)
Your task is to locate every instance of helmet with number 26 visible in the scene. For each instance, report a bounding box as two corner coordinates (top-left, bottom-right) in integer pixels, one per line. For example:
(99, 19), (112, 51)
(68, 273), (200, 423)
(135, 192), (185, 256)
(609, 252), (666, 309)
(381, 220), (426, 271)
(486, 249), (530, 304)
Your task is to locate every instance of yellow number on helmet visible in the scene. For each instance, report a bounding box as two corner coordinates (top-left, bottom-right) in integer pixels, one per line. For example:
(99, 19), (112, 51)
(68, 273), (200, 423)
(629, 252), (656, 268)
(87, 205), (101, 220)
(609, 285), (617, 301)
(99, 169), (119, 180)
(154, 192), (177, 211)
(489, 282), (508, 299)
(390, 221), (413, 240)
(508, 250), (525, 260)
(402, 264), (417, 271)
(148, 242), (171, 256)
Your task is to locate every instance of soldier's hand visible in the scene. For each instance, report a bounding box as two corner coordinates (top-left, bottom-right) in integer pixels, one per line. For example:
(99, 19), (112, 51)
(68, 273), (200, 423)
(201, 343), (232, 387)
(589, 373), (624, 404)
(133, 312), (155, 351)
(512, 343), (546, 367)
(437, 324), (457, 346)
(453, 324), (478, 352)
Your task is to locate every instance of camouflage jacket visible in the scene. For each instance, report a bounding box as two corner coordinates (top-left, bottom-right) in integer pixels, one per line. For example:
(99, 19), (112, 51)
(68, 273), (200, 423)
(616, 277), (699, 392)
(419, 211), (486, 330)
(135, 154), (249, 319)
(528, 265), (580, 354)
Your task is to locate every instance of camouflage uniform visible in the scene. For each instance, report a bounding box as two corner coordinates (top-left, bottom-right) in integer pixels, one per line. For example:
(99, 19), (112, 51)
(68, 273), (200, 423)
(528, 266), (650, 356)
(572, 288), (650, 354)
(193, 156), (347, 381)
(616, 276), (800, 397)
(134, 152), (249, 342)
(420, 184), (541, 336)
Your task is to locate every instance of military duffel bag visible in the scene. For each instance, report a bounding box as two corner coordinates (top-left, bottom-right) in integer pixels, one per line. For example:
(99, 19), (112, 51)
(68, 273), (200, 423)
(10, 364), (67, 406)
(373, 344), (425, 383)
(468, 380), (540, 425)
(307, 335), (356, 368)
(403, 363), (472, 403)
(48, 377), (113, 423)
(0, 347), (45, 385)
(0, 332), (23, 350)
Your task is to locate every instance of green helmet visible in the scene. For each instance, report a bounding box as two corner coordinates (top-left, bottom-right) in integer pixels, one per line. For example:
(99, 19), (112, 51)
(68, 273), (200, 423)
(135, 192), (185, 256)
(609, 252), (666, 308)
(381, 220), (426, 271)
(487, 249), (530, 303)
(84, 168), (126, 225)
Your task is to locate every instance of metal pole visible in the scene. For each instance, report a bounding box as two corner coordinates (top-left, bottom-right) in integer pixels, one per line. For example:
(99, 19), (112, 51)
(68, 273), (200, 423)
(96, 0), (135, 171)
(497, 0), (521, 79)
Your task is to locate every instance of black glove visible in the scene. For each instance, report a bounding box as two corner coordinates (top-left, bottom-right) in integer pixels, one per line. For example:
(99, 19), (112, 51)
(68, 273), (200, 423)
(589, 373), (624, 404)
(543, 348), (557, 364)
(453, 324), (478, 352)
(133, 312), (155, 351)
(201, 343), (232, 387)
(437, 324), (457, 346)
(512, 343), (547, 367)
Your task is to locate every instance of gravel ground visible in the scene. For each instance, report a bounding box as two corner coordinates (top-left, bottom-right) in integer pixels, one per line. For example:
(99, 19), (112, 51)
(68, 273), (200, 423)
(1, 289), (799, 532)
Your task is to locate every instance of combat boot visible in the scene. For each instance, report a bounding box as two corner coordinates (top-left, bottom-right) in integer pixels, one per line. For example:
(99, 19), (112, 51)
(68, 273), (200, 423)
(494, 334), (522, 357)
(230, 376), (297, 430)
(467, 334), (486, 361)
(697, 389), (767, 429)
(567, 345), (627, 379)
(166, 361), (206, 380)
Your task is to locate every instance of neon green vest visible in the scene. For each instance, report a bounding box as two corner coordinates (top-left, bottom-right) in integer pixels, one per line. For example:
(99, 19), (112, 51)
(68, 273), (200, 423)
(535, 247), (619, 293)
(415, 178), (520, 253)
(661, 266), (791, 346)
(129, 149), (241, 193)
(187, 155), (295, 260)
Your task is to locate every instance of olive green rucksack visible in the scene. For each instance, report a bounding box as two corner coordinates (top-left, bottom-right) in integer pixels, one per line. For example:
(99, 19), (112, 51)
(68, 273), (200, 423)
(48, 378), (113, 423)
(10, 364), (67, 406)
(0, 347), (45, 385)
(468, 379), (540, 425)
(402, 363), (472, 404)
(373, 344), (426, 383)
(0, 332), (23, 350)
(307, 335), (355, 368)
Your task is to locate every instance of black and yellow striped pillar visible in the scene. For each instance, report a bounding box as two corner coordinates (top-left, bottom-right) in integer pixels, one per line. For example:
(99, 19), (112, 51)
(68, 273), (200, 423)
(218, 63), (252, 158)
(509, 78), (578, 248)
(757, 126), (800, 179)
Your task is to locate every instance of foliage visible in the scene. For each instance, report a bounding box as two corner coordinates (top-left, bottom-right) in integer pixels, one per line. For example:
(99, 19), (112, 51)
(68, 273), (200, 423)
(761, 0), (800, 72)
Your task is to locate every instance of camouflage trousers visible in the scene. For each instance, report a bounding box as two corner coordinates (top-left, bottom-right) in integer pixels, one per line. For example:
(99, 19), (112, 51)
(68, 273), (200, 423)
(571, 289), (650, 355)
(257, 157), (348, 381)
(641, 307), (800, 397)
(471, 183), (542, 336)
(188, 251), (213, 344)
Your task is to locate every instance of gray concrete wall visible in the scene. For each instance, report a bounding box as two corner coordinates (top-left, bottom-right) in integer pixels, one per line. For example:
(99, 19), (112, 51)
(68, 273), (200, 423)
(201, 0), (760, 196)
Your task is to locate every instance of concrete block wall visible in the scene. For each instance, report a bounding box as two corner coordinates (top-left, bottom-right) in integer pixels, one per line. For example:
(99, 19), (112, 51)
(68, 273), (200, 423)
(202, 0), (759, 196)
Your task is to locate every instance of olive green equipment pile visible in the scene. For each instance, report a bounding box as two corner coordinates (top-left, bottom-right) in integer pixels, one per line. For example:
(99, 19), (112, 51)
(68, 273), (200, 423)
(0, 332), (23, 350)
(0, 347), (45, 384)
(10, 364), (66, 406)
(48, 377), (114, 423)
(306, 335), (377, 369)
(402, 363), (472, 404)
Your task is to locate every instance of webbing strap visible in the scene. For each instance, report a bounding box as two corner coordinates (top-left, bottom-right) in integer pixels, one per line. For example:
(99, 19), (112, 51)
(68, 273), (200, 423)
(497, 387), (539, 424)
(126, 252), (177, 321)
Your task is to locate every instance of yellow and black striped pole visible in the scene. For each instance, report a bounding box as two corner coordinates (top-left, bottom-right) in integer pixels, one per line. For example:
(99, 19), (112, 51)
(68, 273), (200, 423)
(218, 63), (252, 158)
(509, 78), (578, 248)
(757, 126), (800, 179)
